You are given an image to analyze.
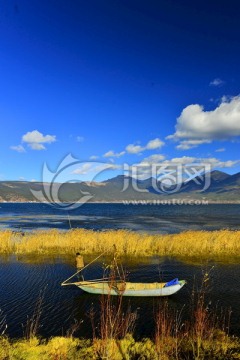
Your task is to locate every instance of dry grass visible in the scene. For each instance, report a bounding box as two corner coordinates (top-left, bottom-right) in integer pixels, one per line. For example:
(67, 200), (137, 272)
(0, 229), (240, 260)
(152, 270), (238, 360)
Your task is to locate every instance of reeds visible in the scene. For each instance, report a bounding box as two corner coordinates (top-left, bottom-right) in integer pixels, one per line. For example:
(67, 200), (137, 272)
(154, 299), (184, 359)
(0, 229), (240, 260)
(89, 255), (138, 359)
(23, 288), (46, 342)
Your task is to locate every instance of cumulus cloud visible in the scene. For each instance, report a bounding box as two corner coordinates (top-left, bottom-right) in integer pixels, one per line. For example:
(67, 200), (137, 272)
(167, 96), (240, 149)
(202, 157), (239, 168)
(102, 138), (165, 158)
(22, 130), (56, 150)
(209, 78), (224, 87)
(163, 156), (196, 164)
(72, 162), (119, 175)
(176, 139), (211, 150)
(94, 163), (119, 172)
(145, 138), (165, 150)
(10, 145), (26, 153)
(161, 156), (239, 168)
(126, 138), (165, 154)
(30, 143), (46, 150)
(140, 154), (166, 164)
(103, 150), (125, 158)
(134, 156), (239, 173)
(72, 163), (93, 175)
(125, 144), (144, 154)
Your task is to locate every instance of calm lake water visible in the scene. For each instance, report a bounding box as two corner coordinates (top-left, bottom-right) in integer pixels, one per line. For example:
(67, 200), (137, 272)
(0, 202), (239, 233)
(0, 255), (240, 339)
(0, 203), (239, 338)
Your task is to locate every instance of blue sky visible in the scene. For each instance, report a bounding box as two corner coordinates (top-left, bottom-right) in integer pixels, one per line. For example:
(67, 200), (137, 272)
(0, 0), (240, 182)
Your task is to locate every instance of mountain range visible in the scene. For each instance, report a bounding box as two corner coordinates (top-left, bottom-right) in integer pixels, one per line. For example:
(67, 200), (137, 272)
(0, 170), (239, 203)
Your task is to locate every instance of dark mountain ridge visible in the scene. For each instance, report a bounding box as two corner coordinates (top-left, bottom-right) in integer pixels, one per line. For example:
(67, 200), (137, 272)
(0, 170), (239, 202)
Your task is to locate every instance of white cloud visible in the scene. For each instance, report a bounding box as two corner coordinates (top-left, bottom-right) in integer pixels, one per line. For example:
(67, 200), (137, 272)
(72, 162), (119, 175)
(101, 138), (165, 159)
(130, 156), (239, 179)
(215, 148), (226, 152)
(200, 157), (239, 168)
(103, 150), (125, 158)
(167, 96), (240, 149)
(22, 130), (56, 150)
(129, 156), (238, 182)
(140, 154), (166, 164)
(163, 156), (196, 164)
(209, 78), (224, 87)
(30, 143), (46, 150)
(126, 138), (165, 154)
(176, 139), (211, 150)
(10, 145), (26, 153)
(94, 163), (119, 172)
(162, 156), (239, 169)
(128, 154), (166, 179)
(125, 144), (144, 154)
(145, 138), (165, 150)
(72, 163), (93, 175)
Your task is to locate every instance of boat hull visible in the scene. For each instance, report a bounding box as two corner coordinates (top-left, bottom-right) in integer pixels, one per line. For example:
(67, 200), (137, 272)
(76, 280), (186, 297)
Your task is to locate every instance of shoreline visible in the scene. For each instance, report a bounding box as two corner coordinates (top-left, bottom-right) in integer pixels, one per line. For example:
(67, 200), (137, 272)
(0, 201), (240, 204)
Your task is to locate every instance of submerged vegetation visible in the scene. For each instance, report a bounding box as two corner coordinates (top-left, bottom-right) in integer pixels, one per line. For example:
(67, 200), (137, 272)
(0, 229), (240, 260)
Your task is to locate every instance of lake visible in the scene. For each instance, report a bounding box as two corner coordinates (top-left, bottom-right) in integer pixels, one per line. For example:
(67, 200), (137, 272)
(0, 203), (239, 339)
(0, 202), (239, 233)
(0, 255), (240, 339)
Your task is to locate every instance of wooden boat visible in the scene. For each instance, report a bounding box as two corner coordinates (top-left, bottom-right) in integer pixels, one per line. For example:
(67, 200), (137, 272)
(61, 252), (186, 297)
(62, 278), (186, 297)
(74, 279), (185, 296)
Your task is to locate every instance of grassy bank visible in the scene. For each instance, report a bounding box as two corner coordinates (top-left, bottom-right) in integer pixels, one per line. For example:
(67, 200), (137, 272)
(0, 229), (240, 259)
(0, 333), (240, 360)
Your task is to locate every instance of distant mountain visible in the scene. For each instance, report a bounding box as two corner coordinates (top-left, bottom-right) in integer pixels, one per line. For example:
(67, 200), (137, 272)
(0, 170), (239, 203)
(206, 172), (240, 194)
(181, 170), (231, 193)
(209, 170), (231, 182)
(103, 175), (133, 184)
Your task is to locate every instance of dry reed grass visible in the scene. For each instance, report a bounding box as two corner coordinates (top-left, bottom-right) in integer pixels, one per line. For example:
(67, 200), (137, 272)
(0, 229), (239, 259)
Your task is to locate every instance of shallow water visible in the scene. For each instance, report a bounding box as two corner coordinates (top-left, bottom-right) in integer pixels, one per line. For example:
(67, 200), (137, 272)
(0, 256), (239, 339)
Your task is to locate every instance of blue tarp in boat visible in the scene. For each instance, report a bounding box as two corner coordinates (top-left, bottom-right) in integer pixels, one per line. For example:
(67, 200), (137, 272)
(164, 278), (179, 287)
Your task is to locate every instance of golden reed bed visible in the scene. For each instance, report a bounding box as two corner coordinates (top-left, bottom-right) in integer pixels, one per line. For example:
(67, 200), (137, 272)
(0, 229), (239, 259)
